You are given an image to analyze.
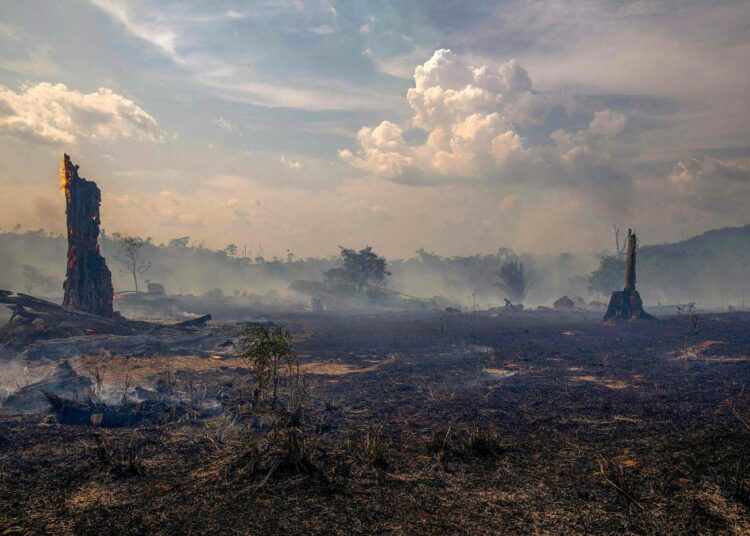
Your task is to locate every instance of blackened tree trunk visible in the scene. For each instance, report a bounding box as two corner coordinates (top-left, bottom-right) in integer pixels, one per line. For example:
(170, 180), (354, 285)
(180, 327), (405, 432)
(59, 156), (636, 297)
(623, 229), (636, 291)
(603, 229), (654, 322)
(61, 154), (114, 318)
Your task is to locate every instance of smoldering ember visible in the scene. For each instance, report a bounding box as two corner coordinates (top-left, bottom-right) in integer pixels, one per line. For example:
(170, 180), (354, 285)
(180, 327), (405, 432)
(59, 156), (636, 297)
(1, 4), (750, 534)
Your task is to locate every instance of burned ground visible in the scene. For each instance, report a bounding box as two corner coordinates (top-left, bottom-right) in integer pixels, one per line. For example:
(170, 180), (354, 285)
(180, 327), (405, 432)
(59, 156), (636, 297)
(2, 311), (750, 534)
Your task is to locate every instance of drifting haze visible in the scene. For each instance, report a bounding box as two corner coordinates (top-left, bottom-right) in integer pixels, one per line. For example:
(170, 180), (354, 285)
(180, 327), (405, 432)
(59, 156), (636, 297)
(0, 1), (748, 259)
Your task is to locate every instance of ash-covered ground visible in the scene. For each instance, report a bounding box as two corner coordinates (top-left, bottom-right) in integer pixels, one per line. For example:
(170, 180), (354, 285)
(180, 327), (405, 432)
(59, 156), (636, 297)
(2, 310), (750, 534)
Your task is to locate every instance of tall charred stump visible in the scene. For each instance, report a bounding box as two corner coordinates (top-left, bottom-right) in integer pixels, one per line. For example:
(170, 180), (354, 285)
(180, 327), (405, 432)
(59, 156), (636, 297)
(603, 229), (654, 322)
(61, 154), (114, 318)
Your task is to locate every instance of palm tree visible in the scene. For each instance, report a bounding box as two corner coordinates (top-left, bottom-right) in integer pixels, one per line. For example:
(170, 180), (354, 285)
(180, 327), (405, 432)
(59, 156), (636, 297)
(495, 260), (532, 303)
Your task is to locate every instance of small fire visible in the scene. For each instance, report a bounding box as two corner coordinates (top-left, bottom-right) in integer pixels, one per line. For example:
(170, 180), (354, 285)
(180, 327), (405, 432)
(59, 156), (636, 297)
(60, 153), (72, 198)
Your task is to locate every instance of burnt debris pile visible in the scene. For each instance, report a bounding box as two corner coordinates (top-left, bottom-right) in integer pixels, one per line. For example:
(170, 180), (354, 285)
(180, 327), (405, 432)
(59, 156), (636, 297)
(603, 229), (655, 322)
(61, 154), (114, 317)
(0, 360), (212, 426)
(2, 360), (90, 415)
(0, 290), (211, 348)
(0, 291), (145, 347)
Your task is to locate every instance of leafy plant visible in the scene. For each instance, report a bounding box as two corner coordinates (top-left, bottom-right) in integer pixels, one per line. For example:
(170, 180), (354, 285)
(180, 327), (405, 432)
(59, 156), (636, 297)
(237, 323), (300, 409)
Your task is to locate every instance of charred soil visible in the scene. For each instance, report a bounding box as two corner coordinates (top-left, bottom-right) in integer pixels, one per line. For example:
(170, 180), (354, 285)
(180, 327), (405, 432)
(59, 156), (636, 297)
(2, 311), (750, 534)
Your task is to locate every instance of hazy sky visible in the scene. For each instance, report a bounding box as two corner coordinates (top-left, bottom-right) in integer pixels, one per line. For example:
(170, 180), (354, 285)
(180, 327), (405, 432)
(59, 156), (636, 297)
(0, 0), (748, 258)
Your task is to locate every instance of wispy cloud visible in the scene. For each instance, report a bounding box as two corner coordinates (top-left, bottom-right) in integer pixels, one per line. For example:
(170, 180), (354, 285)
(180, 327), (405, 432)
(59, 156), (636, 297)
(87, 0), (393, 111)
(213, 117), (241, 135)
(89, 0), (182, 63)
(281, 154), (302, 169)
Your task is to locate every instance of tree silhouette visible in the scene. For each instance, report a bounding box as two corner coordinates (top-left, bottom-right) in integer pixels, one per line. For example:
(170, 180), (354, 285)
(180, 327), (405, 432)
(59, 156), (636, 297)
(495, 260), (532, 303)
(115, 236), (151, 294)
(325, 246), (390, 290)
(588, 255), (626, 295)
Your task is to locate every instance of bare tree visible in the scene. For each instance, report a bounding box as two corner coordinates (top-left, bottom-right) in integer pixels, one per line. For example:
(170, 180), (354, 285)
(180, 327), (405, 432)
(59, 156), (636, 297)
(613, 225), (626, 260)
(116, 236), (150, 294)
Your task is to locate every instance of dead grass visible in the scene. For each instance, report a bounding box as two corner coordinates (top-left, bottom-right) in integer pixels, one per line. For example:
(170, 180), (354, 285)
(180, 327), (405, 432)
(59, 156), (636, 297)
(3, 312), (750, 534)
(301, 361), (381, 375)
(429, 426), (504, 466)
(86, 430), (146, 477)
(462, 426), (504, 458)
(342, 426), (389, 470)
(66, 481), (128, 510)
(571, 375), (634, 389)
(671, 339), (750, 362)
(482, 368), (517, 378)
(691, 484), (750, 535)
(74, 353), (253, 389)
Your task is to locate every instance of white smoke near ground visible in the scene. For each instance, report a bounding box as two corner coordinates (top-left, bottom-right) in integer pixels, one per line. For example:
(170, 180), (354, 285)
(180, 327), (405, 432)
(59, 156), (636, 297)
(0, 358), (57, 405)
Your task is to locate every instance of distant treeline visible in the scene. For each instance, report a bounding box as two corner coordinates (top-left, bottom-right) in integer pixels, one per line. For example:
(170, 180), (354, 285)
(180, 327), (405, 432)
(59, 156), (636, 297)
(0, 224), (748, 308)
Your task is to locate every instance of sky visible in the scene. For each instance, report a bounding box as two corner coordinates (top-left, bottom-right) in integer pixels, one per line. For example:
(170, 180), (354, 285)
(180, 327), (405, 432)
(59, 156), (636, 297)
(0, 0), (748, 259)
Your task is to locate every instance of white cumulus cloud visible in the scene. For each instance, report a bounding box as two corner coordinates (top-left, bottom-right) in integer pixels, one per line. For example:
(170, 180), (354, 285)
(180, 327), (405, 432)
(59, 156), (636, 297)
(340, 48), (629, 195)
(341, 49), (546, 183)
(667, 156), (750, 213)
(588, 109), (627, 137)
(0, 82), (163, 144)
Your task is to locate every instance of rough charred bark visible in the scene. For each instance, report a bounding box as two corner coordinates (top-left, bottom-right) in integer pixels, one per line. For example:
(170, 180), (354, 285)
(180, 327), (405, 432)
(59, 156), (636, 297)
(60, 154), (114, 318)
(603, 229), (655, 322)
(623, 228), (636, 291)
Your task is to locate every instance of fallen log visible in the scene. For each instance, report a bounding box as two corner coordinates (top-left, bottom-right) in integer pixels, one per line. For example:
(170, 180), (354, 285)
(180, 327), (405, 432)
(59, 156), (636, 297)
(0, 292), (142, 336)
(170, 314), (212, 328)
(0, 290), (212, 347)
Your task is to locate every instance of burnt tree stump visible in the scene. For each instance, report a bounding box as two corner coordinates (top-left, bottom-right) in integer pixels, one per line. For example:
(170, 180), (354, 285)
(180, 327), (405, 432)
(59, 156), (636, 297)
(61, 154), (114, 318)
(603, 228), (655, 322)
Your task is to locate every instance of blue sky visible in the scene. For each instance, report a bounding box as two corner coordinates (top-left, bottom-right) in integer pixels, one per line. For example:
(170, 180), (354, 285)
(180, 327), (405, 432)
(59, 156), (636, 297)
(0, 0), (748, 258)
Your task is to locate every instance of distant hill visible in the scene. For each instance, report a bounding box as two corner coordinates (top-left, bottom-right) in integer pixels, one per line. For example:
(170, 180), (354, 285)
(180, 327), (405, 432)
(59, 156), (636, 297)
(639, 224), (750, 307)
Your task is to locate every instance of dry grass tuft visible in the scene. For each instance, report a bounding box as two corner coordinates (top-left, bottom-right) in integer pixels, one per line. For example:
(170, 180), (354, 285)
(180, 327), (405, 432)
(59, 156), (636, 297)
(88, 431), (145, 477)
(462, 426), (503, 458)
(343, 426), (389, 470)
(429, 426), (503, 466)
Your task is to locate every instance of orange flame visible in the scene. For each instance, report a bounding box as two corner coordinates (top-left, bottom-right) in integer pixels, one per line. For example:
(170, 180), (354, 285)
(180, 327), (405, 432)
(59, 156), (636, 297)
(60, 154), (72, 199)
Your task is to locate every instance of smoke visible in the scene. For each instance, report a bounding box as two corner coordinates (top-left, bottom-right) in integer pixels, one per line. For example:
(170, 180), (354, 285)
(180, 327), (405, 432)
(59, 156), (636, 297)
(0, 225), (748, 319)
(0, 358), (57, 407)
